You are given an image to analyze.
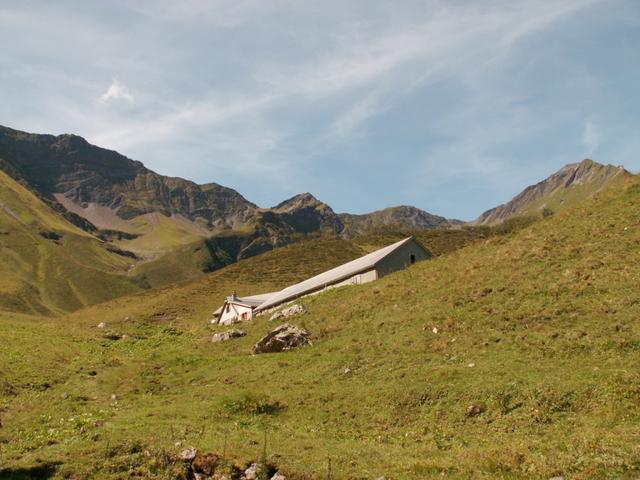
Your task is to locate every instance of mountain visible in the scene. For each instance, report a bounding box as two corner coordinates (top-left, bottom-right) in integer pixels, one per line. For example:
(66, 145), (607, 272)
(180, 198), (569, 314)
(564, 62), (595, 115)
(339, 205), (461, 238)
(2, 157), (639, 478)
(0, 126), (257, 228)
(0, 169), (143, 314)
(0, 125), (456, 277)
(475, 159), (631, 225)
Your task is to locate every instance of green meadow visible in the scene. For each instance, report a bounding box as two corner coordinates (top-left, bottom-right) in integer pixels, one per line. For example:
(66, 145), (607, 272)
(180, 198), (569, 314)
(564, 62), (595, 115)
(1, 178), (640, 479)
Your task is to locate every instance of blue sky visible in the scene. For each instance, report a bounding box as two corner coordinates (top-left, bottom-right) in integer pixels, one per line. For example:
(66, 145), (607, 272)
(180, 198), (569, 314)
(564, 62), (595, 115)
(1, 1), (638, 220)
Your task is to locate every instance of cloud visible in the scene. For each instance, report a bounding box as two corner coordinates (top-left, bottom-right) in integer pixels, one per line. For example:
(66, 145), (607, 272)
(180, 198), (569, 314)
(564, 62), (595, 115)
(3, 0), (636, 218)
(582, 121), (600, 154)
(99, 79), (134, 104)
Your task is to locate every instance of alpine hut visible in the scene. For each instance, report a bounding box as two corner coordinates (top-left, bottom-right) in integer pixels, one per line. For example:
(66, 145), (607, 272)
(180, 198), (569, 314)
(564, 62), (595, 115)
(212, 237), (429, 324)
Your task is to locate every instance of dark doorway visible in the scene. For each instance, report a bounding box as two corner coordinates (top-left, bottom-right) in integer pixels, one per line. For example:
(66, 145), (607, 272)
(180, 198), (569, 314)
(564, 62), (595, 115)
(410, 254), (416, 264)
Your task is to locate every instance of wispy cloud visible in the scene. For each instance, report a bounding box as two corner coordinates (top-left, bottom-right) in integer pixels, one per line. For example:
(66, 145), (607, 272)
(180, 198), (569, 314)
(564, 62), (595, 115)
(1, 0), (637, 218)
(582, 120), (601, 154)
(99, 79), (134, 104)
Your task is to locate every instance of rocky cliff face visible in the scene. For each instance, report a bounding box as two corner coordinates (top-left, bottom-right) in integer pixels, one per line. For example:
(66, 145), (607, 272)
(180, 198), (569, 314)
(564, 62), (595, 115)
(0, 125), (459, 274)
(474, 159), (631, 225)
(0, 125), (454, 238)
(0, 126), (257, 229)
(270, 193), (344, 235)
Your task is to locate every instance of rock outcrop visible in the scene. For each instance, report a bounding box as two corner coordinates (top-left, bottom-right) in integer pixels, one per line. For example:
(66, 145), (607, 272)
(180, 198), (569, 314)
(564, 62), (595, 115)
(252, 324), (311, 354)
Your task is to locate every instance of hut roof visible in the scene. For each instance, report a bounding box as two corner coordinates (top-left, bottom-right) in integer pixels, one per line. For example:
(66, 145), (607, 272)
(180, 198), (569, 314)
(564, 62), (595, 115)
(255, 237), (415, 312)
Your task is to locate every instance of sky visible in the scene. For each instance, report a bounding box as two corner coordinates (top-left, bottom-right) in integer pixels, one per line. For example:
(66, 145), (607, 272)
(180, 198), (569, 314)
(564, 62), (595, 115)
(1, 0), (639, 220)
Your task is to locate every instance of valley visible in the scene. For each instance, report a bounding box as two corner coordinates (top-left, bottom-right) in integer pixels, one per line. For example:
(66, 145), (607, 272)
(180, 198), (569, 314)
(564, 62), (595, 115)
(1, 152), (639, 478)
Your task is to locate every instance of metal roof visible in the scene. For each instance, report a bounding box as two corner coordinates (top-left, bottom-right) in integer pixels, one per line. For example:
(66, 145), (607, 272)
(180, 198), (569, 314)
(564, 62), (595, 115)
(255, 237), (415, 311)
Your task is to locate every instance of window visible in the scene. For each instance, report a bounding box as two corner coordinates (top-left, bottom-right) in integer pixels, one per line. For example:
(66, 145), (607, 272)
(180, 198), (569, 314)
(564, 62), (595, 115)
(410, 254), (416, 264)
(226, 304), (230, 313)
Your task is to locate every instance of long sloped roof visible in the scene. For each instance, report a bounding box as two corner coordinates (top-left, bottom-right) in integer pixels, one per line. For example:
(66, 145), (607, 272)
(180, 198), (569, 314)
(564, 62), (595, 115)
(255, 237), (415, 311)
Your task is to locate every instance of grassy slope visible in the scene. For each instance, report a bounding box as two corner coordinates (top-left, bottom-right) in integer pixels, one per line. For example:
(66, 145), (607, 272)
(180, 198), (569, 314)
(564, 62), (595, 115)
(0, 171), (142, 314)
(129, 222), (496, 290)
(2, 179), (640, 478)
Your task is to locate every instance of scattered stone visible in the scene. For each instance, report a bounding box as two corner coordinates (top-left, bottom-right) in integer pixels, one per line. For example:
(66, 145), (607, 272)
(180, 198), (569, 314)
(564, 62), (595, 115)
(178, 446), (197, 462)
(60, 392), (69, 399)
(271, 473), (287, 480)
(253, 323), (311, 354)
(270, 304), (306, 322)
(174, 441), (182, 448)
(432, 326), (439, 334)
(97, 322), (107, 329)
(548, 477), (564, 480)
(110, 394), (118, 402)
(344, 367), (351, 374)
(244, 462), (261, 479)
(212, 329), (247, 343)
(468, 362), (475, 368)
(466, 403), (485, 417)
(103, 331), (122, 341)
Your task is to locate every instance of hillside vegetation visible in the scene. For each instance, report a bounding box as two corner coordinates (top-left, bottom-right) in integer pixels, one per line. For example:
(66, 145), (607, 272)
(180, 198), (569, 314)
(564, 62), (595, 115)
(0, 170), (142, 314)
(0, 125), (457, 277)
(1, 173), (639, 478)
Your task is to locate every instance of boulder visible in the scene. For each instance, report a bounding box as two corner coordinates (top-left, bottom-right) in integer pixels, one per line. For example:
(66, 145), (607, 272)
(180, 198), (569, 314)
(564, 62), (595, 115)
(178, 447), (197, 462)
(271, 473), (287, 480)
(97, 322), (107, 329)
(212, 329), (246, 343)
(269, 304), (306, 322)
(253, 323), (311, 354)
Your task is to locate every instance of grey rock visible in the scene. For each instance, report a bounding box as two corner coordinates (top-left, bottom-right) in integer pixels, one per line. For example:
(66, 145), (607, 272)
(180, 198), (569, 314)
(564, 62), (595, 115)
(212, 329), (246, 343)
(178, 446), (197, 462)
(253, 323), (311, 354)
(269, 304), (306, 321)
(244, 462), (262, 479)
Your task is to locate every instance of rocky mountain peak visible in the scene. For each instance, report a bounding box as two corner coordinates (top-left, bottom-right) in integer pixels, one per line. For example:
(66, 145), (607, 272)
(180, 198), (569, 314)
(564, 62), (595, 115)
(474, 159), (631, 225)
(273, 192), (325, 212)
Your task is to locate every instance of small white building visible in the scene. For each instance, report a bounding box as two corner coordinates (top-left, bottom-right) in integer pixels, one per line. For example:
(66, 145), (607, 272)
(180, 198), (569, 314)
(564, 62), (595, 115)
(212, 236), (429, 324)
(214, 292), (276, 325)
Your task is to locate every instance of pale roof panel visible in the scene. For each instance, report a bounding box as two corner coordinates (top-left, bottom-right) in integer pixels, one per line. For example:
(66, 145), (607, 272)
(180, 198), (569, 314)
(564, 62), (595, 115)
(255, 237), (414, 311)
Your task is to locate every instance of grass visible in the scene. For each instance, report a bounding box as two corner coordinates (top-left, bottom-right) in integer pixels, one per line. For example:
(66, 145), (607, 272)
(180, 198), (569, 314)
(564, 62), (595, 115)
(0, 171), (142, 314)
(2, 177), (640, 478)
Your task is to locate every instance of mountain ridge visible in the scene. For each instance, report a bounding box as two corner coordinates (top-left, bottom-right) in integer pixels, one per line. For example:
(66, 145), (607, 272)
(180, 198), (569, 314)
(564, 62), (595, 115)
(0, 126), (456, 238)
(475, 158), (631, 225)
(0, 125), (455, 258)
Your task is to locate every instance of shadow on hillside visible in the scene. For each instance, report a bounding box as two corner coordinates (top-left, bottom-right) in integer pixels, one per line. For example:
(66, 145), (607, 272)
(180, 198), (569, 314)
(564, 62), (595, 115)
(0, 462), (60, 479)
